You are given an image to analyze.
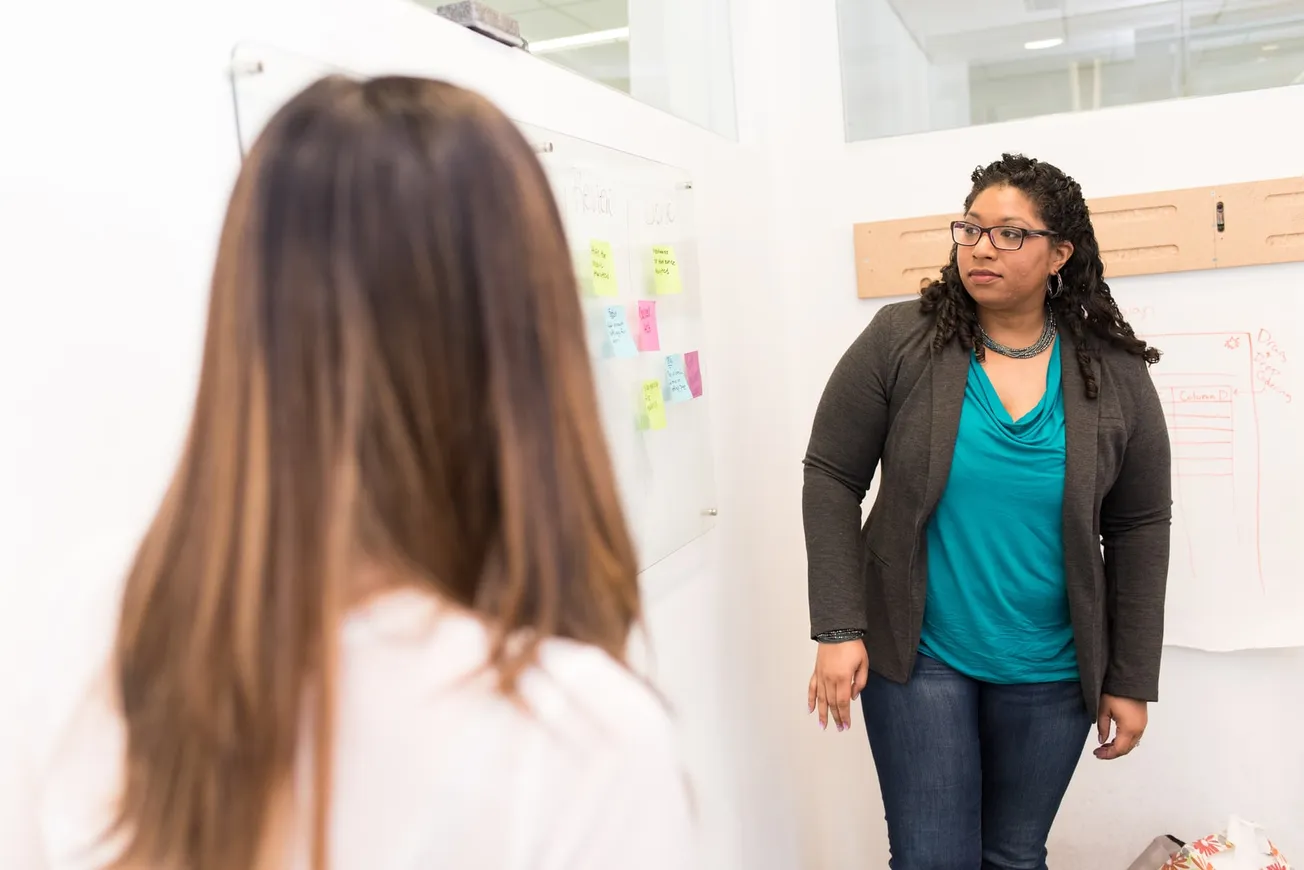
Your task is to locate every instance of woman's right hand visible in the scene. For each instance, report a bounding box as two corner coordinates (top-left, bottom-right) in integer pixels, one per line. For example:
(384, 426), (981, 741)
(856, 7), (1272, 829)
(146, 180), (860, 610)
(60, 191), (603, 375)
(807, 639), (869, 732)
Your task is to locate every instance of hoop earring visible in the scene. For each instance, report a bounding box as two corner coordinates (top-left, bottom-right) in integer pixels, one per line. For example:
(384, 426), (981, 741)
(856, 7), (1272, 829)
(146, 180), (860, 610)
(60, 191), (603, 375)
(1047, 272), (1064, 298)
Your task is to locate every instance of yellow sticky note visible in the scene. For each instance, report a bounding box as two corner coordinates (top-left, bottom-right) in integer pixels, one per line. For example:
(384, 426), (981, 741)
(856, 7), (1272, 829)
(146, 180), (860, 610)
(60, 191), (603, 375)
(652, 245), (682, 295)
(590, 240), (618, 297)
(641, 379), (667, 430)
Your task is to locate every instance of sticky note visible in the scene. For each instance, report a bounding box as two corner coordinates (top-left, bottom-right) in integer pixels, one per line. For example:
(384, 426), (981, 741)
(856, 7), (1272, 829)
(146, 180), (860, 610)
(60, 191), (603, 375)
(684, 350), (703, 397)
(604, 305), (637, 358)
(636, 300), (660, 351)
(665, 354), (693, 403)
(590, 240), (618, 296)
(652, 245), (682, 295)
(641, 380), (667, 430)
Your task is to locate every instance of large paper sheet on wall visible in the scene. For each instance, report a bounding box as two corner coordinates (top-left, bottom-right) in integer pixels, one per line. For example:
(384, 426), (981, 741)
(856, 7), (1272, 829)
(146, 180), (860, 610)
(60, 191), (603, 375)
(1106, 265), (1302, 651)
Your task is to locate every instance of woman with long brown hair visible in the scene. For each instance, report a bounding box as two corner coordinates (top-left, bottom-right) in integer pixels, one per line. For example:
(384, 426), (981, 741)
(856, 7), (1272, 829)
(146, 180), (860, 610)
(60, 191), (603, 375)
(11, 75), (692, 870)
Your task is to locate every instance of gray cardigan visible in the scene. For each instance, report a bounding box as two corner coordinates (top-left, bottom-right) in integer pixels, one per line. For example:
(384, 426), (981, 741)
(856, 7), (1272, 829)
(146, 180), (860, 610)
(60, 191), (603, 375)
(802, 299), (1171, 712)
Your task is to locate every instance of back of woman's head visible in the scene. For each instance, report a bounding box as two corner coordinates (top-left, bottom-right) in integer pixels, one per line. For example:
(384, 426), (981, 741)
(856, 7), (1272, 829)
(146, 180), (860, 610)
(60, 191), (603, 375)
(109, 75), (639, 870)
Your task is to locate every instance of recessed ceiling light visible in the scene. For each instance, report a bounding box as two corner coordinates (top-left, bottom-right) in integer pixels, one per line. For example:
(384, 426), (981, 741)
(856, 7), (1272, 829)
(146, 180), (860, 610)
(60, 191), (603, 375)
(529, 26), (630, 54)
(1262, 43), (1280, 51)
(1025, 38), (1064, 50)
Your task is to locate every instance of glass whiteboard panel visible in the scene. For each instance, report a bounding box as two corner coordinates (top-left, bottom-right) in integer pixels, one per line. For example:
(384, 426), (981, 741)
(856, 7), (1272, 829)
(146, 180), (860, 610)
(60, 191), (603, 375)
(229, 42), (718, 574)
(521, 122), (718, 572)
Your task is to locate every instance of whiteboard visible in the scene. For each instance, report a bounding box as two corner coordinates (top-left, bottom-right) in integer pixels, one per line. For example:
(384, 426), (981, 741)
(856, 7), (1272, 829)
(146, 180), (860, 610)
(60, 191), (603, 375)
(228, 42), (718, 575)
(1111, 263), (1304, 651)
(521, 124), (718, 572)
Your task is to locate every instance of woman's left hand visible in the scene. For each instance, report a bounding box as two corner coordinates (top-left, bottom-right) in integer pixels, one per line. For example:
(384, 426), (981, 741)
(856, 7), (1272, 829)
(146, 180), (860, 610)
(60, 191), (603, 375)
(1094, 694), (1147, 760)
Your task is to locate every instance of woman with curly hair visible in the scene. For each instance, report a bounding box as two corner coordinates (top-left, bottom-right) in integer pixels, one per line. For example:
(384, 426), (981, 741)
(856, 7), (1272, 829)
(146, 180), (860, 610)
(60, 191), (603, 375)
(802, 154), (1172, 869)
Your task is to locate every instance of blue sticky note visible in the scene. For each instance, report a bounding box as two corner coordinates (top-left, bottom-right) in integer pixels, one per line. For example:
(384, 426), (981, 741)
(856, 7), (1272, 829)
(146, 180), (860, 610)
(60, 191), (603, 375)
(665, 353), (693, 403)
(604, 305), (638, 358)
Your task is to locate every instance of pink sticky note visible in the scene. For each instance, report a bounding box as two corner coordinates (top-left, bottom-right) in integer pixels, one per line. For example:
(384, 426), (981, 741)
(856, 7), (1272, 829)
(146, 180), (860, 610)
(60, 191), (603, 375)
(637, 300), (661, 352)
(684, 350), (703, 397)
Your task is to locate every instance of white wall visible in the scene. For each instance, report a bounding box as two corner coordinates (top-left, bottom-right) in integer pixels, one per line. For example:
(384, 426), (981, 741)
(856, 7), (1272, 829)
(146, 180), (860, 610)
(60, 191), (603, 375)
(741, 2), (1304, 867)
(0, 1), (800, 868)
(4, 2), (1303, 869)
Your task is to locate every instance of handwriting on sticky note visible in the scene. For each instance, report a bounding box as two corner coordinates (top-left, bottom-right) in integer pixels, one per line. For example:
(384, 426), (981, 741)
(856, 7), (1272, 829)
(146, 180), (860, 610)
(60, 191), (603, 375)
(652, 245), (682, 295)
(590, 240), (618, 296)
(641, 380), (667, 430)
(684, 350), (703, 397)
(665, 354), (693, 403)
(604, 305), (637, 358)
(637, 300), (660, 351)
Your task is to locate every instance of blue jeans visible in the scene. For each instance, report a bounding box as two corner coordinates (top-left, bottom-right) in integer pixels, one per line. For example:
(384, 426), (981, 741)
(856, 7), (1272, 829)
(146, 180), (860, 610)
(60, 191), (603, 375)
(860, 653), (1092, 870)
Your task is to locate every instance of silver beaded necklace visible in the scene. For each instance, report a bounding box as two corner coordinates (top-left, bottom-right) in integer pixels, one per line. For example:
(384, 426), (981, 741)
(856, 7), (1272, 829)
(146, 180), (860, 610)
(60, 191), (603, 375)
(978, 306), (1057, 360)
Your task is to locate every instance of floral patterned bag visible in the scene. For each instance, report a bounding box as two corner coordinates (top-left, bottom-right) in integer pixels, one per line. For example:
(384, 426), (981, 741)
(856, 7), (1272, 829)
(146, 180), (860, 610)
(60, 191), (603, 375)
(1161, 817), (1292, 870)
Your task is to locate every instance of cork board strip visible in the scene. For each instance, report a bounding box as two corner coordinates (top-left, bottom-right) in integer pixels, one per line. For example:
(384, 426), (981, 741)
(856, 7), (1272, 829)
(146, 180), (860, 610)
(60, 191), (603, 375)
(1215, 176), (1304, 269)
(852, 214), (951, 299)
(853, 176), (1304, 300)
(1089, 186), (1217, 278)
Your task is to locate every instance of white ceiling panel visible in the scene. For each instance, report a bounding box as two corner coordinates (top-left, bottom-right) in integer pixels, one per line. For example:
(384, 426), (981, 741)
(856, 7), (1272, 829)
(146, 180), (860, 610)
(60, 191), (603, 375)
(479, 0), (549, 14)
(513, 7), (593, 40)
(889, 0), (1230, 40)
(866, 0), (1304, 67)
(551, 0), (629, 29)
(549, 41), (631, 78)
(468, 0), (626, 27)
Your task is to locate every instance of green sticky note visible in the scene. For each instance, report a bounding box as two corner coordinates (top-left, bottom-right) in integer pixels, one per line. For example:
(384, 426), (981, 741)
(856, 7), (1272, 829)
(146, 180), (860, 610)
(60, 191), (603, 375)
(641, 379), (667, 430)
(590, 240), (618, 297)
(652, 245), (682, 295)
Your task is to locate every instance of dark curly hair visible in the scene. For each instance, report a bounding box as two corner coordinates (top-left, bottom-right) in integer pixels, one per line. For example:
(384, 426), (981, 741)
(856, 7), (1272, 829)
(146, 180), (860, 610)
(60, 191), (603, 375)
(921, 153), (1160, 399)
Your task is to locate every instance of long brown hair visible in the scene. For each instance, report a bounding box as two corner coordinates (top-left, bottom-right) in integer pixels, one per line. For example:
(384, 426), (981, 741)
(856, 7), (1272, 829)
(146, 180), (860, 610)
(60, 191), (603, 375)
(108, 75), (640, 870)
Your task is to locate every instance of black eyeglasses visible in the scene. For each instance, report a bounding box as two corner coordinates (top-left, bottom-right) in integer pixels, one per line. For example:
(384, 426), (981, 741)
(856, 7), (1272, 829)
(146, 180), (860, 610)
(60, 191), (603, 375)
(951, 220), (1055, 252)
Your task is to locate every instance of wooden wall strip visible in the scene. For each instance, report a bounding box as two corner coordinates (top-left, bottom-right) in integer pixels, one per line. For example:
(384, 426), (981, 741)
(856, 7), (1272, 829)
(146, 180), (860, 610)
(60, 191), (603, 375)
(1215, 176), (1304, 269)
(851, 215), (949, 299)
(1088, 186), (1216, 278)
(853, 176), (1304, 300)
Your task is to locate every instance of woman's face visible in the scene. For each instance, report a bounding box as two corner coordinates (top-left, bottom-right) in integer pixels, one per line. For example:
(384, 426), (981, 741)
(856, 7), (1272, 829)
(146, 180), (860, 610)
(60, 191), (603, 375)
(956, 184), (1073, 312)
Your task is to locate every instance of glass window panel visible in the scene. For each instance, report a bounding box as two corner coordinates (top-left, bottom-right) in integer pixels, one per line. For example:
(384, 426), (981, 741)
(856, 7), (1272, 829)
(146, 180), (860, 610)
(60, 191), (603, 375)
(838, 0), (1304, 141)
(415, 0), (738, 139)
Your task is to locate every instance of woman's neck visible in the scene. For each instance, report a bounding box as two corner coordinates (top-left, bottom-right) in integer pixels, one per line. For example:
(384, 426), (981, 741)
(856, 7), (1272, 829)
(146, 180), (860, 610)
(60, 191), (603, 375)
(978, 303), (1046, 348)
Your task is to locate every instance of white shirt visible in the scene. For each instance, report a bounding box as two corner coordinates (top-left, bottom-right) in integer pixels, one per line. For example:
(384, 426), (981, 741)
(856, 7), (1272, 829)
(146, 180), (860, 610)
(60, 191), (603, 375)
(4, 588), (695, 870)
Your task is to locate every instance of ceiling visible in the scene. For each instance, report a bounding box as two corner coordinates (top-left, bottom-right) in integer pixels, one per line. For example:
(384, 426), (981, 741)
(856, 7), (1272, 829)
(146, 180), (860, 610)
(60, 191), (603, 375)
(444, 0), (1304, 65)
(478, 0), (629, 41)
(890, 0), (1226, 40)
(882, 0), (1304, 69)
(413, 0), (630, 88)
(431, 1), (1304, 99)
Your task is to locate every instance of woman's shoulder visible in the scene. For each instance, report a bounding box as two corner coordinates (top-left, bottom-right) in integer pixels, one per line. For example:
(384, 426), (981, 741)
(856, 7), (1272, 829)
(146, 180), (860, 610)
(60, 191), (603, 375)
(526, 637), (677, 749)
(350, 589), (676, 753)
(1095, 340), (1160, 401)
(847, 297), (934, 361)
(343, 593), (690, 865)
(868, 297), (931, 336)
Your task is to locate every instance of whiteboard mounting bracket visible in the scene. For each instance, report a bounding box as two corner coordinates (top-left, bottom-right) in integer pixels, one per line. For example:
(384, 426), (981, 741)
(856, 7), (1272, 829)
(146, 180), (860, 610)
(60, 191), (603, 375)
(229, 58), (264, 78)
